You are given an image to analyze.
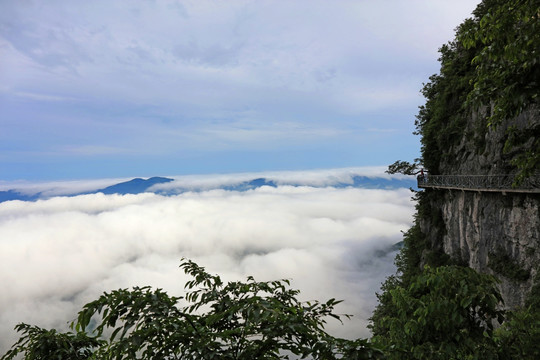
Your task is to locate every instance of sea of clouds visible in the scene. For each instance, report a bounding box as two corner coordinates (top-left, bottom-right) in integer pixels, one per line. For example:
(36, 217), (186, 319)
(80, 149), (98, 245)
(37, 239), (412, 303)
(0, 168), (416, 351)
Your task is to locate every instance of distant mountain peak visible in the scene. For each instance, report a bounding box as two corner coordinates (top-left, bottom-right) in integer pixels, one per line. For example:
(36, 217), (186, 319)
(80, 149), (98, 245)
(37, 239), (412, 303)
(95, 177), (174, 195)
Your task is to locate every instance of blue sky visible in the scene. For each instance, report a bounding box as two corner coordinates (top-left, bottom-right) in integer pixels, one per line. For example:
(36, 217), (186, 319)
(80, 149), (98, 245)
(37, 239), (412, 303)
(0, 0), (481, 181)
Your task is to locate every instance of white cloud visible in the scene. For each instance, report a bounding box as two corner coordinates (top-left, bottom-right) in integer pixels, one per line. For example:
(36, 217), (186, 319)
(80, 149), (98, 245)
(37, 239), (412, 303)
(0, 166), (414, 195)
(152, 166), (412, 192)
(0, 178), (131, 196)
(13, 91), (77, 102)
(0, 183), (415, 350)
(0, 0), (479, 177)
(60, 145), (135, 156)
(0, 0), (479, 113)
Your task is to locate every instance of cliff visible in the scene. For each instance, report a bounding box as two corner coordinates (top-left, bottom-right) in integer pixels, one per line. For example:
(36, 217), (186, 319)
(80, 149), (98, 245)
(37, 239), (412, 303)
(419, 95), (540, 309)
(424, 107), (540, 308)
(423, 190), (539, 308)
(412, 0), (540, 309)
(370, 2), (539, 355)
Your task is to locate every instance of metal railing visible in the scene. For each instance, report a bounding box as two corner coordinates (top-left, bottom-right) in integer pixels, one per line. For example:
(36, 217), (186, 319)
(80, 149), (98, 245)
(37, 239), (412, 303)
(417, 174), (540, 193)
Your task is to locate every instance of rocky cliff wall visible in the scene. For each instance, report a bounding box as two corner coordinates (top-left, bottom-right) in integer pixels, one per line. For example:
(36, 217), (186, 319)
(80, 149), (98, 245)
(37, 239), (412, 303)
(421, 106), (539, 308)
(437, 191), (539, 308)
(440, 105), (539, 177)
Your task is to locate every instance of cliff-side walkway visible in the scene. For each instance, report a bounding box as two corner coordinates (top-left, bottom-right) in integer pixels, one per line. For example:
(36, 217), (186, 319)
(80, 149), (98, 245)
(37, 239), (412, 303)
(417, 174), (540, 193)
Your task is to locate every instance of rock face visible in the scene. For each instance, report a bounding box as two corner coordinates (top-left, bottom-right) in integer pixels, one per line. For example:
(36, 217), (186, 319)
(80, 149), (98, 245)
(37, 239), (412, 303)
(421, 106), (540, 308)
(440, 106), (539, 177)
(437, 191), (539, 308)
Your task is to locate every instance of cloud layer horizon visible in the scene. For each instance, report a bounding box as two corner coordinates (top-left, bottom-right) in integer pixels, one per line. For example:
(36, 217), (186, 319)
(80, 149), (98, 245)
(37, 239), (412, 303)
(0, 174), (415, 351)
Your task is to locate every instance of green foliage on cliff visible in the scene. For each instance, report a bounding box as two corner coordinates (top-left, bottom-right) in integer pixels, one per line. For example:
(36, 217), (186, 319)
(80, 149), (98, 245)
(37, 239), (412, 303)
(488, 247), (531, 281)
(415, 0), (539, 177)
(385, 161), (420, 176)
(460, 0), (540, 181)
(459, 0), (540, 127)
(371, 212), (540, 359)
(494, 274), (540, 359)
(374, 3), (540, 358)
(495, 306), (540, 359)
(371, 266), (504, 360)
(414, 39), (475, 173)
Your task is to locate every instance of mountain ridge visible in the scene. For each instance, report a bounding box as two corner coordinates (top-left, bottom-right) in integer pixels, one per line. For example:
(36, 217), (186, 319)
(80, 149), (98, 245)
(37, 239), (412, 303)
(0, 175), (416, 203)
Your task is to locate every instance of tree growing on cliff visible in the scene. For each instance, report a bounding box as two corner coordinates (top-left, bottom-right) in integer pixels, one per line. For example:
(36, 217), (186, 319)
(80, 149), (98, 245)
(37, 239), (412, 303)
(385, 160), (421, 176)
(1, 259), (383, 360)
(371, 266), (504, 360)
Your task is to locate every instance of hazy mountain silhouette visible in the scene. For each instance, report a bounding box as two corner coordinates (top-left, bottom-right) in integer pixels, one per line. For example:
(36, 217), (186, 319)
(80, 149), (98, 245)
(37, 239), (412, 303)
(0, 175), (415, 203)
(91, 177), (174, 195)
